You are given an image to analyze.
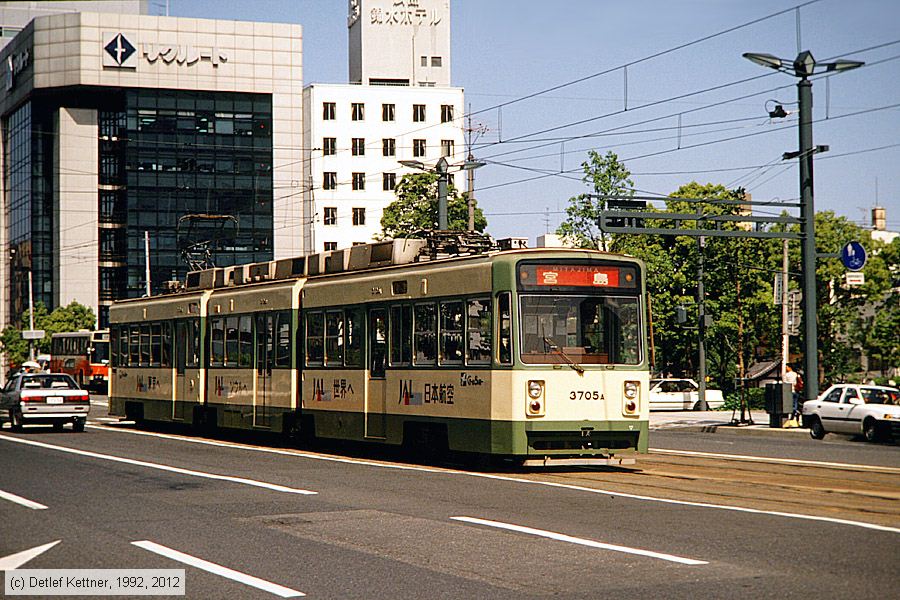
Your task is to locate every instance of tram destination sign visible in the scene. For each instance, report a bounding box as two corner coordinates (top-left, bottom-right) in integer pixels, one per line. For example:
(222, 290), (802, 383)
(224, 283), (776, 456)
(518, 263), (638, 290)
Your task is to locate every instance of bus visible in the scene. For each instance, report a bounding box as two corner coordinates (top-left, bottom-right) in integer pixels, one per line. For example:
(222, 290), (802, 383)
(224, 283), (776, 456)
(108, 237), (649, 466)
(50, 330), (110, 393)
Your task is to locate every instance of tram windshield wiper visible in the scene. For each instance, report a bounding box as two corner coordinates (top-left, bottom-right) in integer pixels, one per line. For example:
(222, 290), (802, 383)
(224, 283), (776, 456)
(543, 337), (585, 375)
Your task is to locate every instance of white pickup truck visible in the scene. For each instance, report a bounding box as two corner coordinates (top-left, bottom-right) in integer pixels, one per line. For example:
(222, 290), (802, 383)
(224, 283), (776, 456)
(802, 384), (900, 442)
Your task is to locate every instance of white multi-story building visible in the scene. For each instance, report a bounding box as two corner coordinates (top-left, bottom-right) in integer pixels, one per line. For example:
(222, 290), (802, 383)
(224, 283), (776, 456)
(303, 84), (464, 251)
(303, 0), (463, 253)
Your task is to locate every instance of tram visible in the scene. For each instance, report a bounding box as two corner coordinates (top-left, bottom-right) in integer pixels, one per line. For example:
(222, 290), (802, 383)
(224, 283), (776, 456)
(109, 237), (649, 465)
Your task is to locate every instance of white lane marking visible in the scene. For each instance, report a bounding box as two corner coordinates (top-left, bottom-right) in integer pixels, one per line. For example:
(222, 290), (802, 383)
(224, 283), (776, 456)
(86, 424), (900, 534)
(650, 448), (900, 474)
(452, 516), (707, 565)
(90, 401), (108, 407)
(133, 540), (304, 598)
(0, 434), (316, 496)
(0, 488), (48, 510)
(0, 541), (60, 570)
(94, 417), (121, 422)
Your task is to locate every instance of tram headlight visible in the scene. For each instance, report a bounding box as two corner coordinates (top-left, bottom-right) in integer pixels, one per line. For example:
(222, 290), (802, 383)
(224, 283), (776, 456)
(623, 381), (639, 416)
(526, 380), (545, 417)
(527, 380), (544, 399)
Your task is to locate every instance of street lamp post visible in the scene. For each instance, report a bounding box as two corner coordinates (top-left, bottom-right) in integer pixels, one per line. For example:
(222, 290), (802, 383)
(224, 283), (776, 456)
(743, 51), (863, 403)
(399, 157), (485, 231)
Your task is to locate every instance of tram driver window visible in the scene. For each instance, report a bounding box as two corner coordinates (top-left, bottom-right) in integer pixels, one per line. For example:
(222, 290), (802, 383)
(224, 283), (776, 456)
(498, 293), (512, 365)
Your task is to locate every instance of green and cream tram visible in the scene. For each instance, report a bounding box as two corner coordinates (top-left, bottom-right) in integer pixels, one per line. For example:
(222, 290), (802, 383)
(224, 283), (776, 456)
(109, 239), (649, 465)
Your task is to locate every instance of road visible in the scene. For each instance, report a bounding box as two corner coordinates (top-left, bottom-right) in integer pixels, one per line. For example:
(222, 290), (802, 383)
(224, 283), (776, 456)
(1, 398), (898, 599)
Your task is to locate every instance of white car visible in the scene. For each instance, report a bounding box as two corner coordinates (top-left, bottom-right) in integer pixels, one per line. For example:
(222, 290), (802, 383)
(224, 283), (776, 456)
(649, 378), (724, 411)
(802, 384), (900, 442)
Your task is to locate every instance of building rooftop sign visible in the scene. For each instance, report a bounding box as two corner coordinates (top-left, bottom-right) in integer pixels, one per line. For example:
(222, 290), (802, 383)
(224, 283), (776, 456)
(102, 32), (228, 70)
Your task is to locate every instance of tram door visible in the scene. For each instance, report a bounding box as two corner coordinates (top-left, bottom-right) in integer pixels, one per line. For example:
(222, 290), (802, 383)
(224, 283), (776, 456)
(174, 320), (198, 420)
(255, 313), (273, 428)
(366, 308), (388, 438)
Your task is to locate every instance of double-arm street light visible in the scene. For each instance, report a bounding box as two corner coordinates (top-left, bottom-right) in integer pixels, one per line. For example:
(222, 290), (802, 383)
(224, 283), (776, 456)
(743, 50), (863, 402)
(399, 157), (485, 231)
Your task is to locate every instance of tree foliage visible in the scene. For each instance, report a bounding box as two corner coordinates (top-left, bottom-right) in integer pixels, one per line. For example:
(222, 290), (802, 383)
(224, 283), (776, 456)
(379, 172), (487, 238)
(1, 301), (96, 367)
(556, 150), (635, 251)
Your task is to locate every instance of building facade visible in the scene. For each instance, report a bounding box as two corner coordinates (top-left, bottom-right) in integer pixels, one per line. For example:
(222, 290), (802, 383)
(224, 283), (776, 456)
(303, 83), (464, 251)
(303, 0), (463, 252)
(0, 12), (303, 328)
(0, 1), (148, 49)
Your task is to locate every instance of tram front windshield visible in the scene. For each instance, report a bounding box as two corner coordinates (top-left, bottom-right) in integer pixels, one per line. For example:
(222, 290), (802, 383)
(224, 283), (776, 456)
(519, 295), (640, 365)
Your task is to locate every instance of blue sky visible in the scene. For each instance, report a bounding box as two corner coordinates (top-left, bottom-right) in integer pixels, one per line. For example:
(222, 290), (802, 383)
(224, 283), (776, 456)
(166, 0), (900, 243)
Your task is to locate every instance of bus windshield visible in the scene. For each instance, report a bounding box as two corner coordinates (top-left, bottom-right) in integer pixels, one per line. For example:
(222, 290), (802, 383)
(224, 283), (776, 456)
(90, 341), (110, 364)
(520, 295), (641, 365)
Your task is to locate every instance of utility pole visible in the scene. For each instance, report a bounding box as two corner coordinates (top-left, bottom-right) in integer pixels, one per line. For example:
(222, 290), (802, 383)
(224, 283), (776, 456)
(435, 157), (449, 230)
(743, 50), (863, 403)
(144, 230), (152, 297)
(28, 271), (35, 361)
(697, 235), (707, 411)
(781, 239), (789, 378)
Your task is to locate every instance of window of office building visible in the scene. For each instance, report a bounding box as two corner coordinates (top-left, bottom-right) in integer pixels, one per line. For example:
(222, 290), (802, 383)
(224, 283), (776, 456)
(382, 103), (395, 121)
(382, 138), (395, 157)
(351, 102), (365, 121)
(383, 172), (396, 191)
(441, 104), (454, 123)
(323, 172), (337, 190)
(352, 137), (365, 156)
(413, 139), (426, 157)
(352, 172), (366, 191)
(420, 56), (427, 67)
(323, 102), (336, 120)
(431, 56), (442, 67)
(323, 242), (337, 251)
(353, 208), (366, 226)
(324, 207), (337, 225)
(323, 137), (336, 155)
(413, 104), (426, 122)
(441, 139), (454, 157)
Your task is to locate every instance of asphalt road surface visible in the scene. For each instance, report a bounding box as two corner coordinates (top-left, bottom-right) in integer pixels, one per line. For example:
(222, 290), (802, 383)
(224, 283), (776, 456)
(1, 399), (897, 599)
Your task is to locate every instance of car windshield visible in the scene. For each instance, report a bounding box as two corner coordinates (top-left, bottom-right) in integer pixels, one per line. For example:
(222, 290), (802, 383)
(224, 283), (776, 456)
(519, 295), (641, 365)
(22, 375), (78, 390)
(860, 388), (900, 405)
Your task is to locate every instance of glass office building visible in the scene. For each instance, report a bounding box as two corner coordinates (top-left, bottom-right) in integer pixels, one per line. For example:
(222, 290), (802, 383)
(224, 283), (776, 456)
(0, 12), (303, 328)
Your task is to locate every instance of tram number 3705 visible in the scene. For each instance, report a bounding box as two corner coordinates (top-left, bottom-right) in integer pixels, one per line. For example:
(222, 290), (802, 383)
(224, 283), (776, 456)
(569, 390), (605, 401)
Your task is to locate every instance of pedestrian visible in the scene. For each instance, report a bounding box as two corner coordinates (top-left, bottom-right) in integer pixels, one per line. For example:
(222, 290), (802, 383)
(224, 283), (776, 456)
(783, 364), (802, 416)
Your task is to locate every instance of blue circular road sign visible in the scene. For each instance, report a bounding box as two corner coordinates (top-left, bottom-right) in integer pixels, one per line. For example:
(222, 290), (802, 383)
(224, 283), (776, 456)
(840, 241), (867, 271)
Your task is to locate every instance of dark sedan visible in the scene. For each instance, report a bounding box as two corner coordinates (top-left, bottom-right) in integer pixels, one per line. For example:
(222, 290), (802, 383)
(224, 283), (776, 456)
(1, 373), (90, 432)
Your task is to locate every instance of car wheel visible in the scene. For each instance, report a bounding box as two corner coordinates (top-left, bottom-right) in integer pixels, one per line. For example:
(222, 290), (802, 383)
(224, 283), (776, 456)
(9, 409), (23, 432)
(72, 417), (86, 433)
(863, 419), (881, 443)
(808, 417), (826, 440)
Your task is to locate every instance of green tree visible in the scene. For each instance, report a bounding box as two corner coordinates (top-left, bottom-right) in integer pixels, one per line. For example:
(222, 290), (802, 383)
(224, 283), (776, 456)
(556, 150), (635, 251)
(379, 172), (487, 238)
(1, 301), (96, 367)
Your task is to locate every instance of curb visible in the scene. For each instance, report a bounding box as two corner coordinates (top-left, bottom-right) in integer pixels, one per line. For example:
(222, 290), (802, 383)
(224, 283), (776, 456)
(651, 424), (811, 436)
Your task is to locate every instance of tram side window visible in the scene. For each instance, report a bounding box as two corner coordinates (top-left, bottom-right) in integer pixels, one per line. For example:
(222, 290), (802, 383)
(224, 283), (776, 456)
(110, 327), (119, 367)
(306, 311), (324, 365)
(439, 301), (464, 365)
(239, 315), (252, 367)
(129, 325), (140, 365)
(161, 322), (172, 368)
(223, 316), (238, 366)
(275, 311), (292, 368)
(467, 298), (492, 365)
(498, 292), (512, 365)
(325, 311), (344, 366)
(345, 307), (364, 367)
(140, 324), (151, 366)
(390, 304), (412, 366)
(186, 319), (200, 368)
(414, 303), (437, 365)
(150, 323), (162, 366)
(210, 318), (225, 366)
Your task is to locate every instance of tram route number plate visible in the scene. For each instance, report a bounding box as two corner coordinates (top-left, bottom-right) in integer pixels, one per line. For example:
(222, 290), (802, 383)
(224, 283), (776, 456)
(569, 390), (604, 401)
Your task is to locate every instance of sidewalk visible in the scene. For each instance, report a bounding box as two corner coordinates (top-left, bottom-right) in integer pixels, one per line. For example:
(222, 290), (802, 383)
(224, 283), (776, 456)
(650, 410), (809, 434)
